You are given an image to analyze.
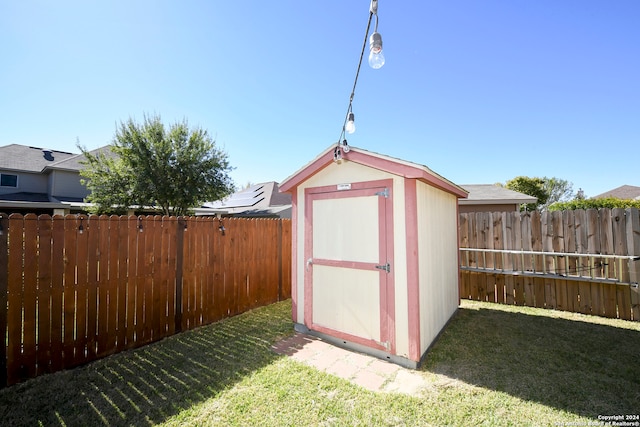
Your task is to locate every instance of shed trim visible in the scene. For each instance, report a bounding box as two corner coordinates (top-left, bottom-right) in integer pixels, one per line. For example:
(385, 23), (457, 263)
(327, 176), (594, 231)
(404, 178), (421, 360)
(291, 190), (299, 323)
(280, 145), (467, 200)
(303, 178), (396, 353)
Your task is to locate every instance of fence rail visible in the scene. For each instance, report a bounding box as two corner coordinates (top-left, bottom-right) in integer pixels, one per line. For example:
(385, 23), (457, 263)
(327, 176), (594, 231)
(0, 213), (291, 387)
(460, 248), (640, 284)
(459, 208), (640, 321)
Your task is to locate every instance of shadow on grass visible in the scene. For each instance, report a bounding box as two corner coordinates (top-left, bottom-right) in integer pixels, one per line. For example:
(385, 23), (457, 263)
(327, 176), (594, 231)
(423, 302), (640, 419)
(0, 300), (294, 426)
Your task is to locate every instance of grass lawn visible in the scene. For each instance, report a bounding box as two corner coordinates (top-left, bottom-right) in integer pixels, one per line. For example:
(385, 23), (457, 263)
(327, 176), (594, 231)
(0, 299), (638, 426)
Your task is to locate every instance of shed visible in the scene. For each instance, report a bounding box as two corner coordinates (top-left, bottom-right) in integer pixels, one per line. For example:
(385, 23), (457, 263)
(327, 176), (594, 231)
(279, 145), (468, 368)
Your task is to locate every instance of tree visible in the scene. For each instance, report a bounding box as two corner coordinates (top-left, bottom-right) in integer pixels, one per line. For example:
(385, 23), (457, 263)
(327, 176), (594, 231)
(542, 177), (574, 209)
(504, 176), (548, 211)
(79, 115), (235, 216)
(502, 176), (576, 211)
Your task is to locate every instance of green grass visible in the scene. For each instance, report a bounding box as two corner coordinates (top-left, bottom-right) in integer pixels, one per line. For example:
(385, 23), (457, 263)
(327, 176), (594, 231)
(0, 300), (638, 426)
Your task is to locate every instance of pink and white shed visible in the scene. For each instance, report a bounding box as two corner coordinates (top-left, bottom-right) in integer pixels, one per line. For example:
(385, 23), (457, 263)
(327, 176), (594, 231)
(279, 145), (467, 368)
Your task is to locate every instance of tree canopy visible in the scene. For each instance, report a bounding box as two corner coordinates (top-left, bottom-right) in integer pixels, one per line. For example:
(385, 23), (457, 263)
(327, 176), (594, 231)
(79, 115), (235, 216)
(503, 176), (548, 211)
(503, 176), (574, 211)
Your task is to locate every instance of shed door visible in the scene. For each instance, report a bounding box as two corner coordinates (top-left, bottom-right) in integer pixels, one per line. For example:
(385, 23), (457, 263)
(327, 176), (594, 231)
(304, 180), (394, 352)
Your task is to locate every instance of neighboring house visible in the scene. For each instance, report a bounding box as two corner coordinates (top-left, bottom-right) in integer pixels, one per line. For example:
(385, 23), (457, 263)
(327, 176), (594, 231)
(0, 143), (288, 217)
(196, 181), (292, 218)
(0, 144), (91, 215)
(459, 184), (537, 214)
(593, 185), (640, 200)
(0, 143), (142, 215)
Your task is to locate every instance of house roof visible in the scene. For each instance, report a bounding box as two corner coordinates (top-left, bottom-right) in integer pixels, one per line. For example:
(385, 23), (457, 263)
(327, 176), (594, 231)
(49, 145), (116, 172)
(0, 192), (52, 203)
(279, 145), (467, 198)
(0, 192), (71, 210)
(0, 143), (113, 173)
(593, 185), (640, 200)
(0, 144), (76, 173)
(198, 181), (291, 216)
(459, 184), (537, 205)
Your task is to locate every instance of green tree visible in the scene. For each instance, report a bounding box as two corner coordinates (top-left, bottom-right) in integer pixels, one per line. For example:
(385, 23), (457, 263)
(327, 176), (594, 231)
(542, 177), (574, 210)
(79, 115), (235, 216)
(504, 176), (548, 211)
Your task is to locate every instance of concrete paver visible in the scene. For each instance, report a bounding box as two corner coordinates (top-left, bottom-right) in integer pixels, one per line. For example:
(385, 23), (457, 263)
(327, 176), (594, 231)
(272, 333), (432, 396)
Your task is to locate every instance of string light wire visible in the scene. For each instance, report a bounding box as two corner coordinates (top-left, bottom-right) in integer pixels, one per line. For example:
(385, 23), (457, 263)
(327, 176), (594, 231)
(336, 2), (378, 151)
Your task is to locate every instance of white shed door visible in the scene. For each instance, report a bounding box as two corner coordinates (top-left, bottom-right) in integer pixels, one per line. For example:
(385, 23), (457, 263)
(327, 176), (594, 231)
(304, 180), (394, 352)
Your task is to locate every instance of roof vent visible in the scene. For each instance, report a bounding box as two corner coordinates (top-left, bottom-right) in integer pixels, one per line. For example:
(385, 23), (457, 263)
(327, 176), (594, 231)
(42, 148), (54, 161)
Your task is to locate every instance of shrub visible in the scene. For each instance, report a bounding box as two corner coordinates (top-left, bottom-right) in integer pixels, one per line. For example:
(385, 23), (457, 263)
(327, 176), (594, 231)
(548, 197), (640, 211)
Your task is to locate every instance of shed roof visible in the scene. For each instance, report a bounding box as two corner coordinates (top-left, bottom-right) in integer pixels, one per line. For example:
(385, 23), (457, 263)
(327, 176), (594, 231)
(459, 184), (537, 205)
(279, 145), (467, 198)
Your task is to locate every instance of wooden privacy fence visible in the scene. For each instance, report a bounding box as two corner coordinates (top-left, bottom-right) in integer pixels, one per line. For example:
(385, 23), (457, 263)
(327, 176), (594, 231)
(459, 208), (640, 321)
(0, 213), (291, 387)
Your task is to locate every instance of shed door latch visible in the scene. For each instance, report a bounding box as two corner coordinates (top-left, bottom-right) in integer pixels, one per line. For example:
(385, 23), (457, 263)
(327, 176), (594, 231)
(374, 188), (389, 198)
(375, 262), (391, 273)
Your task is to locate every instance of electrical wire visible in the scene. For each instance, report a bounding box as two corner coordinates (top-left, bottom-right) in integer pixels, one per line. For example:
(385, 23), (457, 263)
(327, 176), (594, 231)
(336, 9), (375, 149)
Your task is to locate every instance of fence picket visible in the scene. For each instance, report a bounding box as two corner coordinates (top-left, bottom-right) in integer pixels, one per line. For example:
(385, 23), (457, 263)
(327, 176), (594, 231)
(50, 216), (65, 371)
(0, 214), (8, 386)
(625, 209), (640, 320)
(21, 215), (38, 379)
(126, 216), (138, 348)
(106, 215), (122, 356)
(459, 209), (640, 321)
(86, 215), (99, 360)
(62, 216), (76, 367)
(7, 215), (24, 384)
(562, 210), (577, 312)
(36, 216), (53, 375)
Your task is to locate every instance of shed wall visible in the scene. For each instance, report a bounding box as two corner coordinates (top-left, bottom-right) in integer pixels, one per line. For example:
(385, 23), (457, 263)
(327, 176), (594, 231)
(416, 181), (459, 355)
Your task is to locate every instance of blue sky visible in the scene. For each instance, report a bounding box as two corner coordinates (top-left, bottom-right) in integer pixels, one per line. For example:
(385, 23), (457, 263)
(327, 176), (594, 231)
(1, 0), (638, 198)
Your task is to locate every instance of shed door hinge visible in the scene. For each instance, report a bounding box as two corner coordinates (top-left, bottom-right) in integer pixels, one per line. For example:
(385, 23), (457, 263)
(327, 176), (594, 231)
(375, 262), (391, 273)
(374, 188), (389, 198)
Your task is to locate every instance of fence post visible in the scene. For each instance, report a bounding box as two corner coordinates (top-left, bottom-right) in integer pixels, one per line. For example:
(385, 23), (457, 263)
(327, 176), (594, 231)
(0, 213), (8, 388)
(175, 218), (185, 333)
(277, 220), (283, 301)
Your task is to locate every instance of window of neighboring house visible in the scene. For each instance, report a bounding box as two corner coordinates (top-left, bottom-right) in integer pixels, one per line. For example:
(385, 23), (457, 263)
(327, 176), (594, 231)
(0, 173), (18, 188)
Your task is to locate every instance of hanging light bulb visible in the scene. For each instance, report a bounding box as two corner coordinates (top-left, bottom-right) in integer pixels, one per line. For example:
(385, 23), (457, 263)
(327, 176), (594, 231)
(368, 32), (385, 69)
(345, 112), (356, 134)
(342, 139), (350, 153)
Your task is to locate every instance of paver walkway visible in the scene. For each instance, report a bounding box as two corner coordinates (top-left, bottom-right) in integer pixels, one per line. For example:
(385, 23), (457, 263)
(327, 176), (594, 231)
(272, 333), (432, 396)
